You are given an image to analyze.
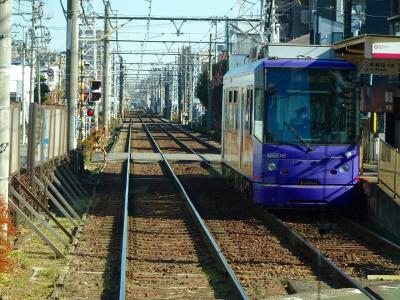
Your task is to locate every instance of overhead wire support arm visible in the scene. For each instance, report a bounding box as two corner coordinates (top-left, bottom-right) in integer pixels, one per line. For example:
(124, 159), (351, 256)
(106, 39), (224, 44)
(95, 15), (261, 22)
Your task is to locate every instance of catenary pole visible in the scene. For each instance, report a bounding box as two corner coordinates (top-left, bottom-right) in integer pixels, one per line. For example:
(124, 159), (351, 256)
(119, 56), (124, 116)
(0, 0), (12, 209)
(102, 1), (111, 134)
(29, 0), (36, 104)
(207, 34), (213, 136)
(66, 0), (80, 150)
(22, 29), (27, 144)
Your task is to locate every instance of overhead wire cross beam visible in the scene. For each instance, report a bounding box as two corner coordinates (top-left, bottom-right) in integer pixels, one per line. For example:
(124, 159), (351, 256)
(95, 16), (261, 22)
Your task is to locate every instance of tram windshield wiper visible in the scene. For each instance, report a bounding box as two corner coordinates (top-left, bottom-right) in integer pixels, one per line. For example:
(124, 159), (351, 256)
(283, 122), (315, 152)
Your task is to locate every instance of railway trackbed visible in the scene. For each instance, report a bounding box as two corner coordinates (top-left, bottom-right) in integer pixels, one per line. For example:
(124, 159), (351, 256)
(59, 162), (125, 299)
(124, 122), (245, 299)
(129, 120), (344, 299)
(275, 213), (400, 293)
(119, 113), (400, 299)
(126, 161), (235, 299)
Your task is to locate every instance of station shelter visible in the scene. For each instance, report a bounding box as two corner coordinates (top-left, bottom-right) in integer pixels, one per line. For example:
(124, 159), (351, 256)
(334, 35), (400, 161)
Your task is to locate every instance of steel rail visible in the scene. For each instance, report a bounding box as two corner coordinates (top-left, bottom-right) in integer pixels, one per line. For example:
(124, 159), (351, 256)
(119, 123), (132, 300)
(155, 124), (221, 176)
(132, 112), (387, 300)
(258, 210), (382, 300)
(143, 123), (248, 300)
(341, 217), (400, 255)
(168, 123), (220, 153)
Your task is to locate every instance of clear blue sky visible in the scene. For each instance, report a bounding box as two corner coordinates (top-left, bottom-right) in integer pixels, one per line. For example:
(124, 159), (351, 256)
(13, 0), (261, 76)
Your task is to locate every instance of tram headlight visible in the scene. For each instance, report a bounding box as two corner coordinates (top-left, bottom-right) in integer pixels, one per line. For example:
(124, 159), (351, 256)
(344, 151), (352, 159)
(339, 164), (350, 173)
(267, 162), (277, 171)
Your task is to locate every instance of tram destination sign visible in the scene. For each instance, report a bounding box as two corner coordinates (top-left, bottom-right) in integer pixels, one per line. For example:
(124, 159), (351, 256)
(360, 59), (400, 75)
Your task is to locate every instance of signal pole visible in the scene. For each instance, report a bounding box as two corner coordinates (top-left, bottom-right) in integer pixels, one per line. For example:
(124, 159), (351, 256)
(103, 1), (111, 134)
(0, 0), (12, 208)
(66, 0), (80, 150)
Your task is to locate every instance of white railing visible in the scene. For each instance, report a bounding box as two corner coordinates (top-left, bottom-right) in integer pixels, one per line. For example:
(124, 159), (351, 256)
(378, 140), (400, 199)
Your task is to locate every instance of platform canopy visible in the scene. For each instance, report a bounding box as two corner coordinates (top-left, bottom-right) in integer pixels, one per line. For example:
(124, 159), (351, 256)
(334, 34), (400, 75)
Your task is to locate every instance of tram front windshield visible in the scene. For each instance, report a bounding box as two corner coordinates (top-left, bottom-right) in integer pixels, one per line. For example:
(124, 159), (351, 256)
(265, 68), (357, 145)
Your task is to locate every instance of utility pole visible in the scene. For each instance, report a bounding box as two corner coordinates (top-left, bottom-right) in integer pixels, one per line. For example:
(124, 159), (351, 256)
(214, 22), (217, 63)
(119, 56), (124, 117)
(29, 1), (36, 104)
(102, 1), (111, 134)
(36, 51), (41, 103)
(158, 73), (162, 115)
(344, 0), (352, 39)
(66, 0), (80, 151)
(79, 47), (85, 140)
(177, 50), (182, 123)
(225, 21), (230, 69)
(181, 47), (187, 124)
(22, 30), (27, 144)
(207, 34), (213, 136)
(0, 0), (12, 209)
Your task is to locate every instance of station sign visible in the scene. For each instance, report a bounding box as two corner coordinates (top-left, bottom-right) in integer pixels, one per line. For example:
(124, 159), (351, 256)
(46, 68), (54, 76)
(360, 59), (400, 75)
(372, 42), (400, 59)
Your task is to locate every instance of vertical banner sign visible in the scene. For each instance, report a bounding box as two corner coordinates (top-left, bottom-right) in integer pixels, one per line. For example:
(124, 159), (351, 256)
(73, 100), (78, 149)
(43, 109), (50, 161)
(66, 19), (72, 51)
(35, 109), (42, 166)
(55, 109), (61, 157)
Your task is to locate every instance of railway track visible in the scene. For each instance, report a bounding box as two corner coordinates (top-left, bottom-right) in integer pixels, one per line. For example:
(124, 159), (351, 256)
(59, 126), (131, 299)
(124, 118), (339, 299)
(120, 112), (400, 299)
(274, 213), (400, 297)
(120, 120), (245, 299)
(126, 161), (235, 299)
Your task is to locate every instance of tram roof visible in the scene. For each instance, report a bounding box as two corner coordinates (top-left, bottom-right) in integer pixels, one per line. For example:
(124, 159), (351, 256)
(225, 58), (355, 78)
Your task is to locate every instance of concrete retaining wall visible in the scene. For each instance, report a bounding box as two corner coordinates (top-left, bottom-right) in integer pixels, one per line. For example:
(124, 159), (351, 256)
(365, 182), (400, 241)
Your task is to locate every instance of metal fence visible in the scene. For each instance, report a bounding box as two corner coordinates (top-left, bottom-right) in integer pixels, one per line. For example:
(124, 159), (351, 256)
(378, 140), (400, 199)
(10, 103), (21, 176)
(361, 134), (380, 163)
(27, 104), (68, 173)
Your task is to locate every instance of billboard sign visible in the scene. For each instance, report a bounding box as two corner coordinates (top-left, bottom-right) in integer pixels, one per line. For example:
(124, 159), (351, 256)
(372, 43), (400, 59)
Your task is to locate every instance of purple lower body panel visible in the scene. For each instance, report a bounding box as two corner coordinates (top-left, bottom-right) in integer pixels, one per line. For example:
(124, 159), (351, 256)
(253, 183), (355, 207)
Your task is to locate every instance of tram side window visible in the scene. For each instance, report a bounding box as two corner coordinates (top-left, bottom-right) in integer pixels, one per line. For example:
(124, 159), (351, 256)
(233, 90), (238, 130)
(224, 90), (229, 131)
(245, 87), (253, 134)
(254, 88), (264, 141)
(226, 90), (233, 132)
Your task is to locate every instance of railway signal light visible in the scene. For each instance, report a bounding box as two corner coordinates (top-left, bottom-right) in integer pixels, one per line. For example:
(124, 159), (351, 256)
(90, 80), (101, 101)
(87, 107), (95, 117)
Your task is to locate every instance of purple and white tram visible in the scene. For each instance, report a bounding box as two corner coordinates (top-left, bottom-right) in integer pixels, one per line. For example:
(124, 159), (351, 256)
(222, 58), (360, 208)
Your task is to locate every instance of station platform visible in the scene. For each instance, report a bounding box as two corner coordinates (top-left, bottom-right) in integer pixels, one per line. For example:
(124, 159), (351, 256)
(274, 281), (400, 299)
(92, 152), (222, 163)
